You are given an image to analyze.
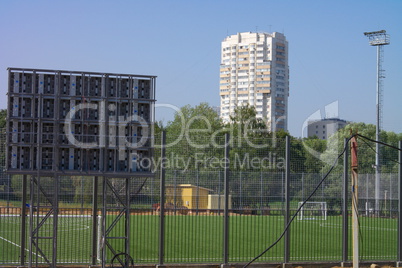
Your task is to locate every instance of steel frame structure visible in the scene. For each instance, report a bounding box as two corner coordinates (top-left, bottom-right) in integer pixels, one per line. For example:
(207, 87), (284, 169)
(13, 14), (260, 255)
(6, 68), (156, 268)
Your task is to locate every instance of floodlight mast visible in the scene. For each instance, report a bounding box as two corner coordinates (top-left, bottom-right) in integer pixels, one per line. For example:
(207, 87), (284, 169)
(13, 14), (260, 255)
(363, 30), (390, 216)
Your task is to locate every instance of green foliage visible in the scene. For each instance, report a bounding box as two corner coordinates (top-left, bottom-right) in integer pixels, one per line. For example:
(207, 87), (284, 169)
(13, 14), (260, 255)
(323, 122), (401, 173)
(228, 104), (267, 136)
(4, 102), (402, 209)
(0, 109), (6, 129)
(300, 137), (327, 173)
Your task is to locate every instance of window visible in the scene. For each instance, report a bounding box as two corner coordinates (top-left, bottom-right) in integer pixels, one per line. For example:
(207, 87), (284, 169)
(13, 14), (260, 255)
(276, 69), (285, 75)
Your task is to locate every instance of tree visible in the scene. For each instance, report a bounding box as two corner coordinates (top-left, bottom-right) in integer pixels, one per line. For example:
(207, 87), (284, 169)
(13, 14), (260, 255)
(0, 109), (6, 129)
(162, 103), (224, 171)
(228, 104), (267, 137)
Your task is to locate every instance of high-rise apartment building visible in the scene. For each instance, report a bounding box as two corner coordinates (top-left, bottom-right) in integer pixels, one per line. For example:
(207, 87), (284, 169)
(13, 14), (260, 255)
(219, 32), (289, 131)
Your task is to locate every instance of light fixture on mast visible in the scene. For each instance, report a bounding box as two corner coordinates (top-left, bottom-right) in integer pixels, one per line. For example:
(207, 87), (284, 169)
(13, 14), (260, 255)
(363, 30), (390, 216)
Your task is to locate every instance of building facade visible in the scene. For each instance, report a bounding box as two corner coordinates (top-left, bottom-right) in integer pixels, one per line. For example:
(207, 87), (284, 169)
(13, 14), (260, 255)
(219, 32), (289, 131)
(307, 118), (348, 140)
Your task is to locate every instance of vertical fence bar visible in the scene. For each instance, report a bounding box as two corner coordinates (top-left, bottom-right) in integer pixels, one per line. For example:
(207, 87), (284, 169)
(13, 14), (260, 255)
(284, 135), (290, 263)
(342, 138), (349, 263)
(223, 133), (230, 265)
(20, 175), (27, 266)
(101, 177), (106, 268)
(28, 176), (34, 268)
(52, 177), (59, 268)
(158, 131), (166, 265)
(125, 177), (130, 259)
(398, 140), (402, 264)
(92, 176), (99, 265)
(196, 169), (199, 215)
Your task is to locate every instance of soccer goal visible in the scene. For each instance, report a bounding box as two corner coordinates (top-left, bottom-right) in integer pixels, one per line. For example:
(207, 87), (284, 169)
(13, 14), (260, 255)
(297, 201), (327, 220)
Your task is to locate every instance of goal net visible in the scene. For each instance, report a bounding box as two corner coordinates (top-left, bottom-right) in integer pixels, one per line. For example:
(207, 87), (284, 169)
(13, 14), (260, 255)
(297, 201), (327, 220)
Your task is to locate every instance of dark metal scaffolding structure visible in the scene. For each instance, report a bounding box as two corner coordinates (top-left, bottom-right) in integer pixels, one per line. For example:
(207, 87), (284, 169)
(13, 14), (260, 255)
(6, 68), (156, 267)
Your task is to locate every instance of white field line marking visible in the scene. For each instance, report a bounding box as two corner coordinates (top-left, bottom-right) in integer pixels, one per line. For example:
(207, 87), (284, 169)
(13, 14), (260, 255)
(0, 235), (44, 259)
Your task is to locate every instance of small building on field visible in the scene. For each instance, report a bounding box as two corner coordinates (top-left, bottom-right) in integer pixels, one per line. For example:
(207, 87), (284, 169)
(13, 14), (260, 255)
(165, 184), (212, 210)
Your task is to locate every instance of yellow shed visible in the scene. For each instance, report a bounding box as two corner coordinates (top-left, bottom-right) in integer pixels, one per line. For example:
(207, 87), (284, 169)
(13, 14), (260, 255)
(165, 184), (212, 210)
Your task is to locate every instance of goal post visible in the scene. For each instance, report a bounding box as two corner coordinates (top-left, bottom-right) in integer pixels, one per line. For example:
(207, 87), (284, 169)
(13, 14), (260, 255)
(297, 201), (327, 220)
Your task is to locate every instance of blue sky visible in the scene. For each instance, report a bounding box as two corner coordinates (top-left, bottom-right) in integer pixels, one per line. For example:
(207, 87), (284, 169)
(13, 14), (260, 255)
(0, 0), (401, 137)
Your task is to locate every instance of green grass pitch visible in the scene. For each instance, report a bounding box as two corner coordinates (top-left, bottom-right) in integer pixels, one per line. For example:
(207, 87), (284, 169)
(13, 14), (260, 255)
(0, 214), (398, 264)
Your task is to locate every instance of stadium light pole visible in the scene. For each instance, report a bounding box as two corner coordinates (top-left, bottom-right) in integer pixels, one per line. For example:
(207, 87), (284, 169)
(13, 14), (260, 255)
(363, 30), (390, 215)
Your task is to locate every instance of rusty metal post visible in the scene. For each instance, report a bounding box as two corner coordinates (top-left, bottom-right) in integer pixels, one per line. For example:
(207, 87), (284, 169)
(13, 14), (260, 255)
(351, 136), (359, 268)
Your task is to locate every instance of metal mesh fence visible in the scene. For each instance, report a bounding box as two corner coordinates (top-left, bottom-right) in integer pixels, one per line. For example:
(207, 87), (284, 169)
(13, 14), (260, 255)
(0, 131), (401, 266)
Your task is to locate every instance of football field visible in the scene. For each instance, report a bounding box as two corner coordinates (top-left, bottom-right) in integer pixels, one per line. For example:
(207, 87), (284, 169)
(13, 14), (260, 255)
(0, 214), (398, 264)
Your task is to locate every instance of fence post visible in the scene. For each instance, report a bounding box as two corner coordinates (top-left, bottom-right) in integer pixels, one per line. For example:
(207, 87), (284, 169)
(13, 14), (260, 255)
(342, 138), (349, 264)
(52, 176), (59, 267)
(284, 135), (290, 263)
(20, 175), (27, 266)
(350, 135), (359, 268)
(125, 177), (130, 259)
(159, 131), (166, 265)
(397, 140), (402, 265)
(223, 133), (230, 265)
(92, 176), (99, 265)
